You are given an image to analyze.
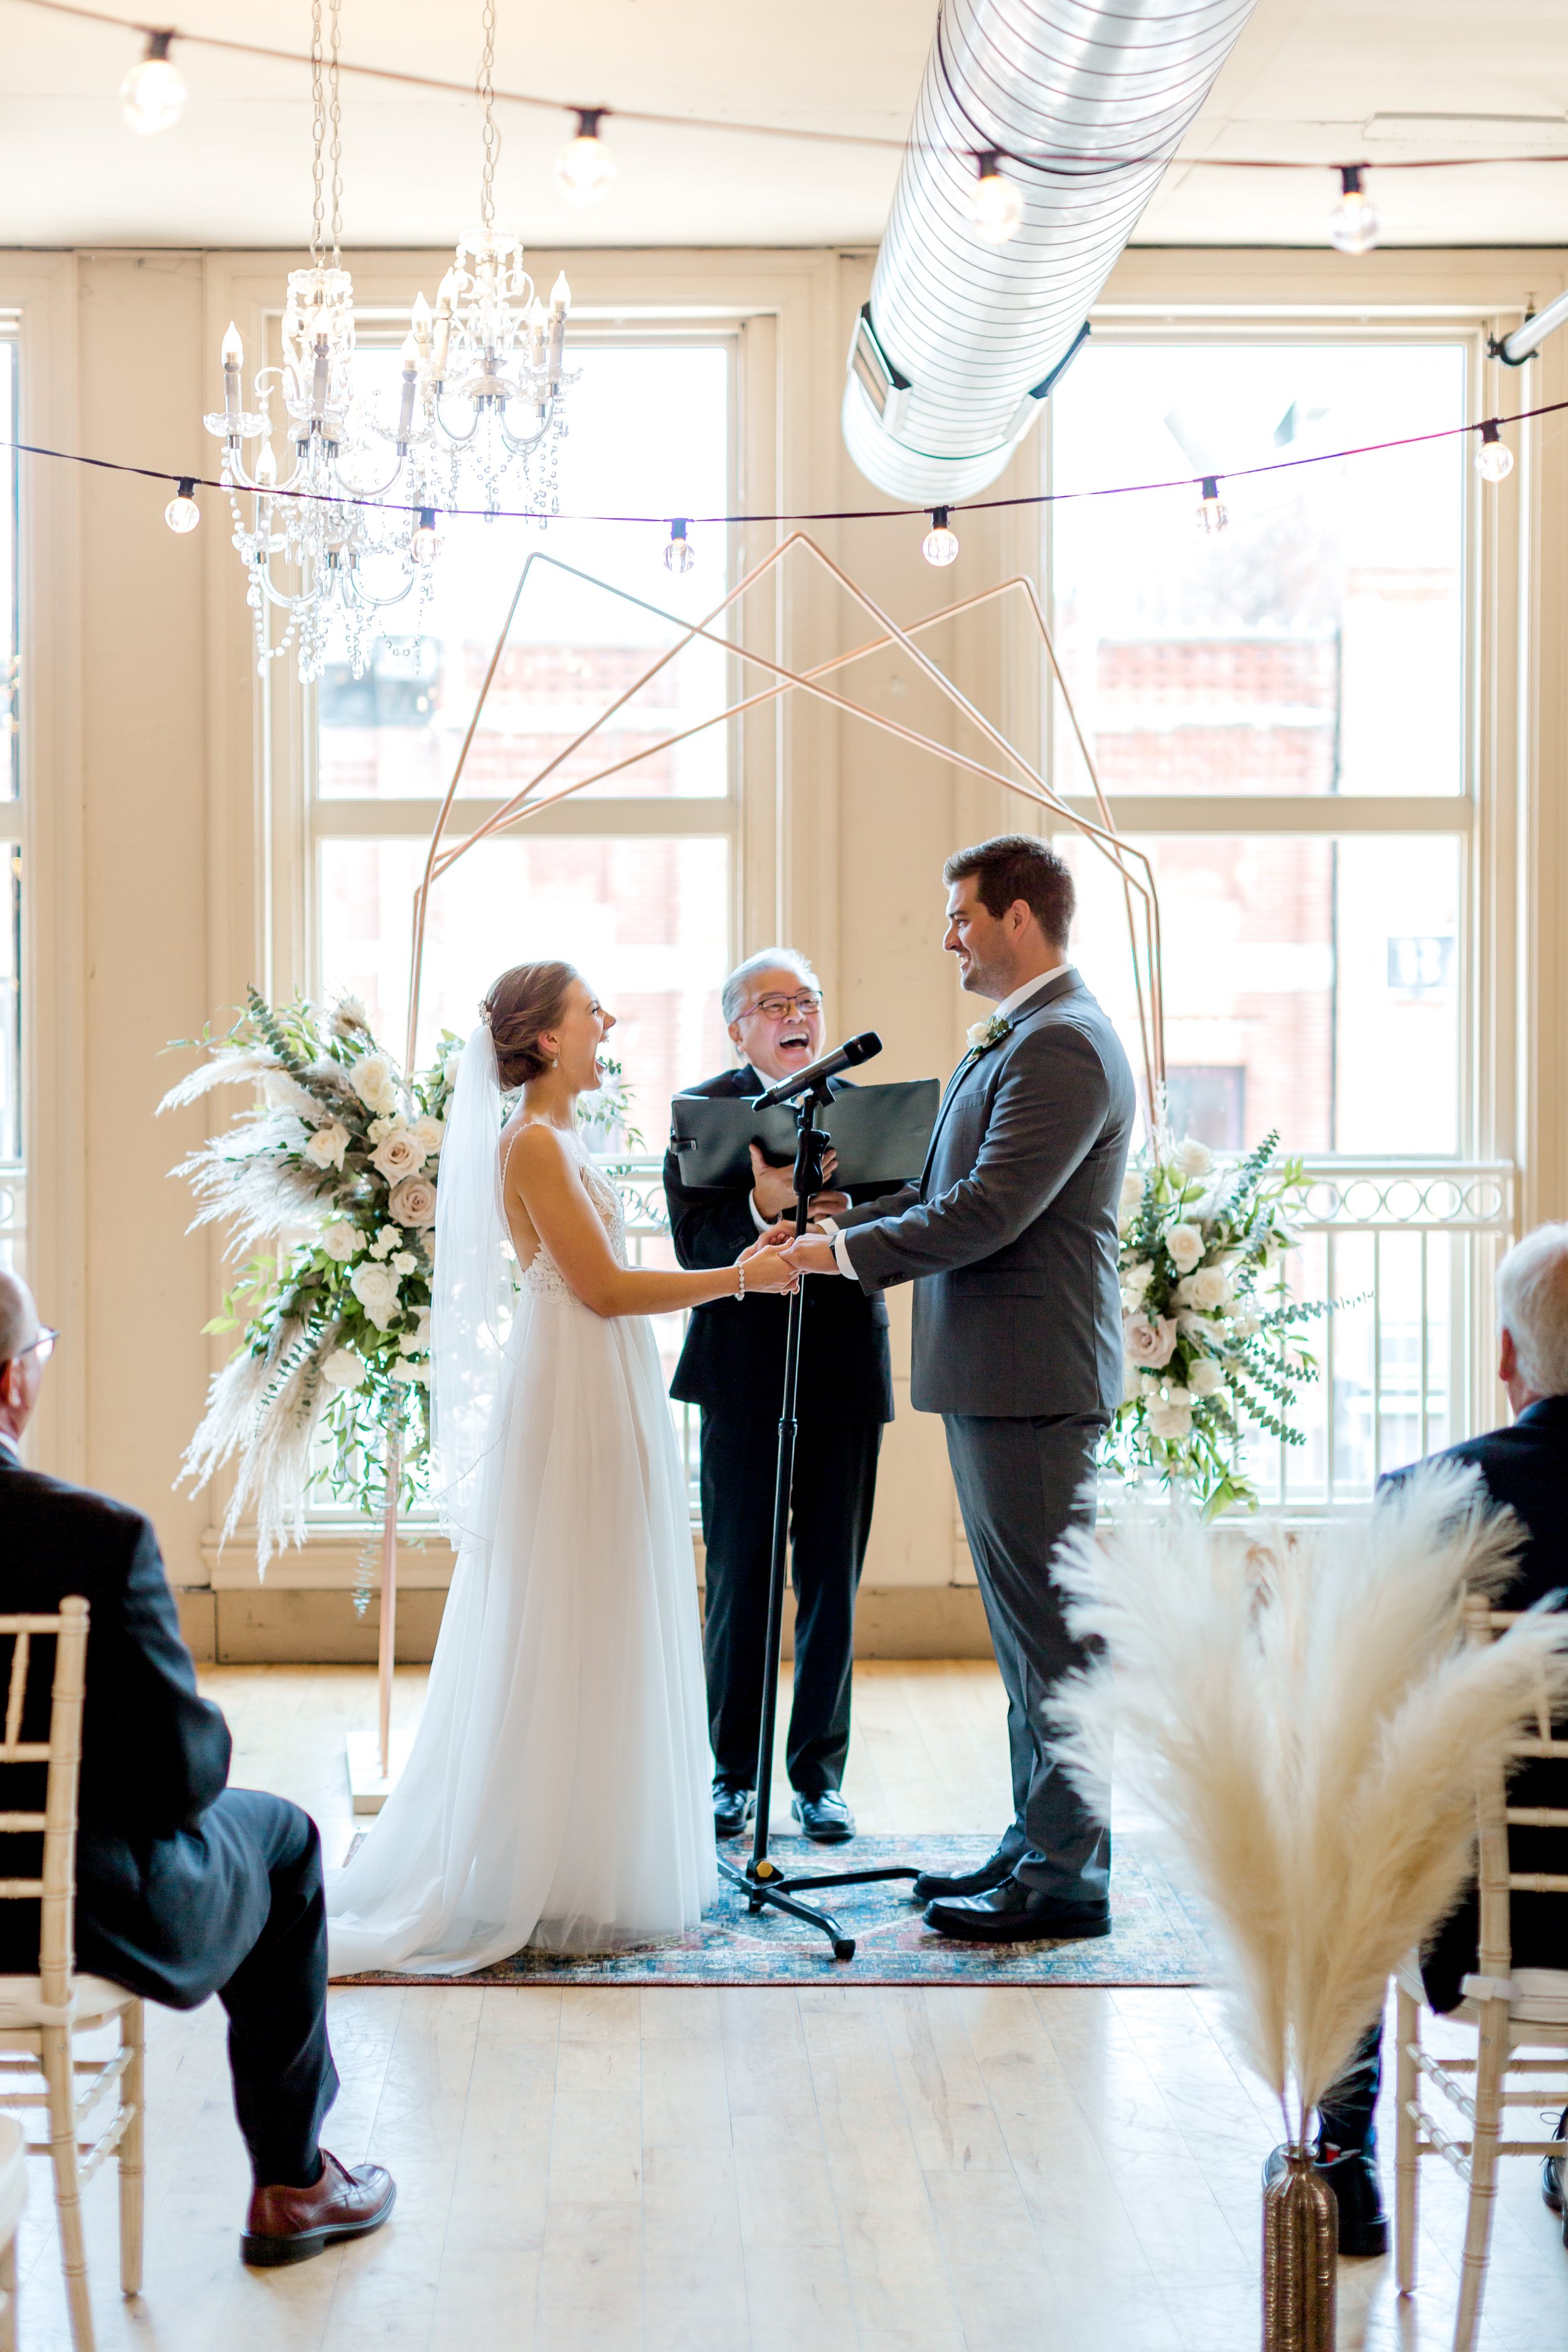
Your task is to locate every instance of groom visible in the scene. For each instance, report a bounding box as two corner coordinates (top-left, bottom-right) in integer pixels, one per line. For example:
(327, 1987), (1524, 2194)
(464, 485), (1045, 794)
(784, 835), (1134, 1942)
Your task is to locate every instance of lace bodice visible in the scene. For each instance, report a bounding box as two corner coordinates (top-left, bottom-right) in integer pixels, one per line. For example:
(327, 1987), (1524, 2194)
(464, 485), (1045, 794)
(509, 1128), (627, 1300)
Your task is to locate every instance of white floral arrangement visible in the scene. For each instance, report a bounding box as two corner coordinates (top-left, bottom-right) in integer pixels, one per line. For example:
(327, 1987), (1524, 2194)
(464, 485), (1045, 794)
(160, 988), (460, 1566)
(1106, 1128), (1328, 1516)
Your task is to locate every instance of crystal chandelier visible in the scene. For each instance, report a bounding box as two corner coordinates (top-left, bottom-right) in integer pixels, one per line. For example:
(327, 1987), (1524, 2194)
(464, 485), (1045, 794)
(203, 1), (442, 682)
(405, 1), (575, 520)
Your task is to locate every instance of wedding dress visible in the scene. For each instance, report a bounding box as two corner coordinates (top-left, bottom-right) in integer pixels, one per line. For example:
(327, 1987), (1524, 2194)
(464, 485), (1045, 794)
(327, 1030), (717, 1973)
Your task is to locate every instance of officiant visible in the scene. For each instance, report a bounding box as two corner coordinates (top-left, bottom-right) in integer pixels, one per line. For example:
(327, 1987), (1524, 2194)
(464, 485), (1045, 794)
(665, 950), (893, 1845)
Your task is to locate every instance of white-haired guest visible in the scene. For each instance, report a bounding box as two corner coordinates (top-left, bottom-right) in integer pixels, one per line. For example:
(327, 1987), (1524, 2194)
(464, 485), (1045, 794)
(1270, 1222), (1568, 2256)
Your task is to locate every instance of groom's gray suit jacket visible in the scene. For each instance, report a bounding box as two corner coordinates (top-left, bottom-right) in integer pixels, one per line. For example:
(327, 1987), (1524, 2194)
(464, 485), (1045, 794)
(835, 968), (1135, 1417)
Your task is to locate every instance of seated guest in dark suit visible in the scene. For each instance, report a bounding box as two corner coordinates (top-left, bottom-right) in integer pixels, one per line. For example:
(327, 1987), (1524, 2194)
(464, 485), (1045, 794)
(665, 950), (894, 1843)
(0, 1270), (395, 2267)
(1272, 1222), (1568, 2256)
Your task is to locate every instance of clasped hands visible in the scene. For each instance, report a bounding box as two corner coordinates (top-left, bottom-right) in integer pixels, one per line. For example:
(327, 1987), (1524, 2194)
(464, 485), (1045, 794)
(734, 1143), (846, 1290)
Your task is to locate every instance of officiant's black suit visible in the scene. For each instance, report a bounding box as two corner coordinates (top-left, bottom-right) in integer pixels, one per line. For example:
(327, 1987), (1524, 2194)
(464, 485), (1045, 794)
(665, 1067), (893, 1796)
(1322, 1393), (1568, 2154)
(0, 1447), (339, 2186)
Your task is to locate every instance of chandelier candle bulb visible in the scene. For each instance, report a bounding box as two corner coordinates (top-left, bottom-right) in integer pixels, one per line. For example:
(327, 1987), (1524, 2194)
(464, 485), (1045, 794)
(409, 292), (433, 360)
(221, 322), (243, 428)
(921, 507), (960, 565)
(395, 336), (419, 445)
(969, 151), (1024, 246)
(555, 109), (617, 206)
(164, 478), (199, 534)
(121, 30), (187, 136)
(1328, 164), (1380, 255)
(431, 273), (456, 381)
(1476, 418), (1515, 481)
(1197, 476), (1228, 534)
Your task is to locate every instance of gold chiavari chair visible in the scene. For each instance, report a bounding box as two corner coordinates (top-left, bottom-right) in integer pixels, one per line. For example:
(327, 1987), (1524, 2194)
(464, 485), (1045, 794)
(0, 1601), (144, 2352)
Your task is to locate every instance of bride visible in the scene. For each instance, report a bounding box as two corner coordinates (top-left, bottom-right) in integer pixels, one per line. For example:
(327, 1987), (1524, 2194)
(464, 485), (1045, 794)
(327, 960), (798, 1973)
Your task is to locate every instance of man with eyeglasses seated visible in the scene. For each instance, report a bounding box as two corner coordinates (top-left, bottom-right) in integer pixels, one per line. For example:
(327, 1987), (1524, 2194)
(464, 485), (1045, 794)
(0, 1269), (396, 2267)
(664, 950), (894, 1845)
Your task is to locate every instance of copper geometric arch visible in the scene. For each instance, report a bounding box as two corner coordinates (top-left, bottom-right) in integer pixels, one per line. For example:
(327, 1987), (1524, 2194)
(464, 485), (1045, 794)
(403, 532), (1165, 1111)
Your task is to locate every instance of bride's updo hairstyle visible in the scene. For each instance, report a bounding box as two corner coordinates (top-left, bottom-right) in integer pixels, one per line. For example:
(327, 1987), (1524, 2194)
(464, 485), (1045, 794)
(482, 960), (580, 1088)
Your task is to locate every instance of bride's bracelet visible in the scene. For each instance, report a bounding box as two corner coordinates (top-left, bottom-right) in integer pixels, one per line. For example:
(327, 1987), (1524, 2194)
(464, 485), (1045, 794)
(735, 1261), (746, 1301)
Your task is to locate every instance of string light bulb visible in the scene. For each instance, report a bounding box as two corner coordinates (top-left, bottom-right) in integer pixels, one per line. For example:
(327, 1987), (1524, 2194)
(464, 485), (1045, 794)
(120, 31), (187, 136)
(1328, 165), (1379, 256)
(1196, 477), (1227, 535)
(664, 518), (695, 575)
(410, 507), (441, 566)
(1475, 418), (1515, 482)
(164, 477), (200, 534)
(969, 151), (1024, 246)
(922, 507), (960, 566)
(555, 109), (617, 206)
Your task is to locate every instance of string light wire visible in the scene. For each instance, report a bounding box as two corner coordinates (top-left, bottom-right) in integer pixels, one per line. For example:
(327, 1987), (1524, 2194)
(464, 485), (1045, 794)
(1, 403), (1556, 531)
(16, 0), (1568, 174)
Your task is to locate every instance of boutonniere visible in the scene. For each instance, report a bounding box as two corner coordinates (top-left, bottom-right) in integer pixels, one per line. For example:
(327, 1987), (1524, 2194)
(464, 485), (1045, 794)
(965, 1013), (1012, 1058)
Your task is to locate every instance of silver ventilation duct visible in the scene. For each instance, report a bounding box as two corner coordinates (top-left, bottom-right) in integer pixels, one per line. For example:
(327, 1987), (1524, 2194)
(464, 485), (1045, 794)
(844, 0), (1260, 504)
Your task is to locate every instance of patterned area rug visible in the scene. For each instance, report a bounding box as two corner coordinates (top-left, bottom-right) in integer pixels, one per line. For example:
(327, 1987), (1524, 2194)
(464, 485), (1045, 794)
(331, 1831), (1217, 1988)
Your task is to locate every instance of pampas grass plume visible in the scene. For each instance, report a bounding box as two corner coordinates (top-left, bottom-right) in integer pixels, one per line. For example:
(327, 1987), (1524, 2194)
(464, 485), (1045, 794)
(1051, 1467), (1568, 2137)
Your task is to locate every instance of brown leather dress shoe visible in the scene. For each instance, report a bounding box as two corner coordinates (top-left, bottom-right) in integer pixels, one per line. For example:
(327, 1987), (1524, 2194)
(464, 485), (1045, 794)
(241, 2150), (396, 2267)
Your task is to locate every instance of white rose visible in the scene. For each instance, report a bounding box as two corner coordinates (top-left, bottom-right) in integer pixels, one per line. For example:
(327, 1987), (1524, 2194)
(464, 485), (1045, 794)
(410, 1115), (445, 1158)
(368, 1115), (395, 1144)
(1172, 1274), (1197, 1306)
(369, 1225), (400, 1261)
(1123, 1313), (1178, 1372)
(391, 1250), (418, 1276)
(1175, 1138), (1213, 1178)
(1120, 1170), (1145, 1210)
(443, 1049), (463, 1089)
(390, 1359), (430, 1385)
(350, 1260), (401, 1328)
(1165, 1223), (1204, 1274)
(1166, 1385), (1191, 1408)
(320, 1346), (367, 1391)
(322, 1221), (359, 1262)
(371, 1129), (425, 1182)
(1187, 1357), (1226, 1397)
(1189, 1266), (1231, 1311)
(304, 1121), (349, 1171)
(1148, 1399), (1193, 1441)
(1121, 1259), (1155, 1298)
(1231, 1313), (1262, 1340)
(388, 1173), (437, 1230)
(350, 1052), (400, 1116)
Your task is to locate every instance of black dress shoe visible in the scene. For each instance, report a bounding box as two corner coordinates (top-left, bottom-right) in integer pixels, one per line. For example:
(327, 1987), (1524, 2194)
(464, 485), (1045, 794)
(790, 1791), (855, 1843)
(923, 1875), (1111, 1944)
(712, 1781), (755, 1839)
(1263, 2143), (1387, 2259)
(911, 1845), (1014, 1903)
(1542, 2105), (1567, 2232)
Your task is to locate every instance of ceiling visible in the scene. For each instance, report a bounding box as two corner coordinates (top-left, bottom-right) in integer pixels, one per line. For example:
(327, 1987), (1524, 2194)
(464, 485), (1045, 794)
(1, 0), (1566, 252)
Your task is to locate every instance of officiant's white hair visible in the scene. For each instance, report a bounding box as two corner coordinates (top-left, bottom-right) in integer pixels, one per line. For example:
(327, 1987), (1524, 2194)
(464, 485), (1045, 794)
(0, 1269), (38, 1365)
(721, 948), (820, 1025)
(1498, 1222), (1568, 1397)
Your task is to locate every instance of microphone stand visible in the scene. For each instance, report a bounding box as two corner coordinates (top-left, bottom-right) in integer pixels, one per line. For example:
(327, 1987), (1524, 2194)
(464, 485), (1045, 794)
(714, 1076), (921, 1960)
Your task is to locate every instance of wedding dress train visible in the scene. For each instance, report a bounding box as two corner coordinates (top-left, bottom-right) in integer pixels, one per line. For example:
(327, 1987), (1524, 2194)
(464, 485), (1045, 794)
(327, 1133), (717, 1973)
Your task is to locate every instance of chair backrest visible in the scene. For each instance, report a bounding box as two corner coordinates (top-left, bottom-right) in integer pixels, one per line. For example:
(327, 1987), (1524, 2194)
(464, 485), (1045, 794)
(1467, 1593), (1568, 1978)
(0, 1600), (89, 2006)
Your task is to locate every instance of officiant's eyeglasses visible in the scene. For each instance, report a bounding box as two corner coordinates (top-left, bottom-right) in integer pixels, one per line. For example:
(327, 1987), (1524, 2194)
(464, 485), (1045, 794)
(12, 1328), (57, 1367)
(743, 991), (822, 1020)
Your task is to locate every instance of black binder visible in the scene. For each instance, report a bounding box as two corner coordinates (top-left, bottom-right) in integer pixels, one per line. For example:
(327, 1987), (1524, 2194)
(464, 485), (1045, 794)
(669, 1078), (941, 1190)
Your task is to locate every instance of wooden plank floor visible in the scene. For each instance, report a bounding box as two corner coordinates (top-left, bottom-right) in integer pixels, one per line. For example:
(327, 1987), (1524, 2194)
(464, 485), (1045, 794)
(8, 1662), (1567, 2349)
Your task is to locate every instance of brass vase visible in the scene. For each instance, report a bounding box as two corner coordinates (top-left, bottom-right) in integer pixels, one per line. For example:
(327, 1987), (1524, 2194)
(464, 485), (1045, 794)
(1263, 2144), (1337, 2351)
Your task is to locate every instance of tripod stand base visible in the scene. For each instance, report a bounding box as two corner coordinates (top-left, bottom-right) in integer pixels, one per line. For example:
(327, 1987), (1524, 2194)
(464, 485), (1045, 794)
(718, 1850), (923, 1963)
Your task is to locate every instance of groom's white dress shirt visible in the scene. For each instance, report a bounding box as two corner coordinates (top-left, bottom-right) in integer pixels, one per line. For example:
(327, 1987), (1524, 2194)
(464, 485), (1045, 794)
(820, 965), (1069, 1281)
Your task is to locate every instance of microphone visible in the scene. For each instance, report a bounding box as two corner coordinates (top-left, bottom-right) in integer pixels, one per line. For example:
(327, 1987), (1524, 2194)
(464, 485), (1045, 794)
(753, 1030), (882, 1108)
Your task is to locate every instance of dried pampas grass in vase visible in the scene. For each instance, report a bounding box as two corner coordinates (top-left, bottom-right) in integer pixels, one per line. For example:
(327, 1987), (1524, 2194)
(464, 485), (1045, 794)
(1051, 1465), (1568, 2352)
